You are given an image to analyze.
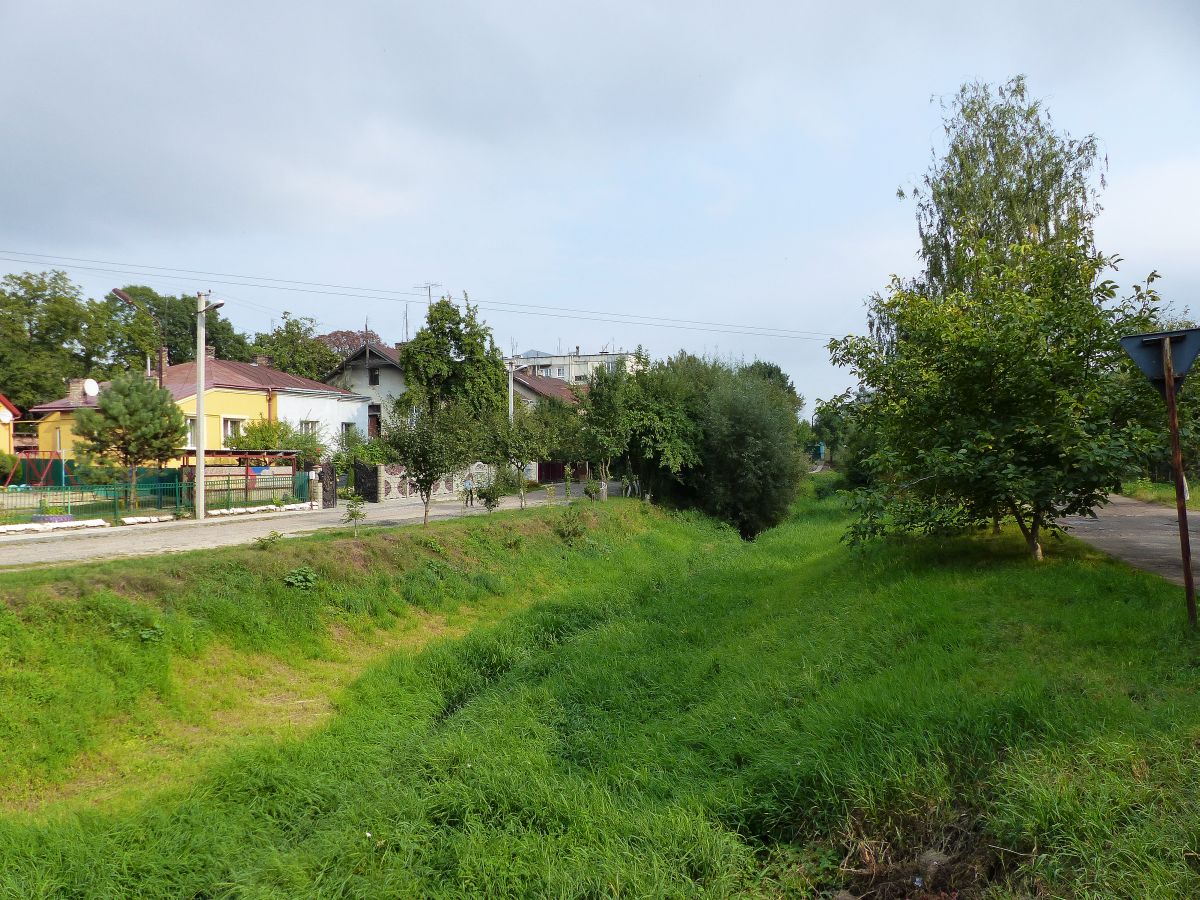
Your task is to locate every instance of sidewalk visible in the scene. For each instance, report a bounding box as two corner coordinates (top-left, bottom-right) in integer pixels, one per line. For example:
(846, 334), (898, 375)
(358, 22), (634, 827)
(0, 484), (597, 569)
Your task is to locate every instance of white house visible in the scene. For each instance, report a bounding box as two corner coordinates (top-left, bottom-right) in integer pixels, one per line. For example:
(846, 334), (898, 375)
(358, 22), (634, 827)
(324, 342), (408, 437)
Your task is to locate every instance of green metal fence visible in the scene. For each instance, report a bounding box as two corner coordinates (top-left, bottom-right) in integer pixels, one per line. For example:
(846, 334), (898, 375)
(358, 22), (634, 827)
(0, 473), (309, 527)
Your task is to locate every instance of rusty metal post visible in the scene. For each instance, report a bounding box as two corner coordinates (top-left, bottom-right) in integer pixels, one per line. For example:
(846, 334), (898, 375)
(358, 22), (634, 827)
(1162, 337), (1197, 628)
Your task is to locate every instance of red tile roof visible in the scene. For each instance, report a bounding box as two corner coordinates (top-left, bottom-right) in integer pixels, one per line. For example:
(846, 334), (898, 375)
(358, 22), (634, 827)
(30, 359), (355, 413)
(513, 371), (582, 404)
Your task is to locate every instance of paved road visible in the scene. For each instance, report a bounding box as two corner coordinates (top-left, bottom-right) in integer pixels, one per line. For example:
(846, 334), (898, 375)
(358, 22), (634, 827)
(1065, 494), (1200, 586)
(0, 486), (591, 569)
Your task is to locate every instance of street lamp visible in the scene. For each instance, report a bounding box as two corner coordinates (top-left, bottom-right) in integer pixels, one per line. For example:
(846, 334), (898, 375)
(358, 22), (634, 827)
(194, 293), (224, 521)
(112, 288), (166, 387)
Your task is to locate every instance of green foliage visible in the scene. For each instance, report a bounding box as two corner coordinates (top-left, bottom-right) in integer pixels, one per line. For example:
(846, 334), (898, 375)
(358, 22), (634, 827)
(477, 480), (503, 511)
(341, 494), (367, 536)
(834, 242), (1157, 558)
(380, 402), (473, 525)
(552, 504), (590, 545)
(99, 285), (253, 368)
(697, 373), (805, 538)
(742, 359), (804, 413)
(253, 530), (284, 550)
(399, 297), (506, 417)
(282, 565), (318, 589)
(578, 363), (633, 485)
(252, 312), (341, 381)
(904, 75), (1104, 297)
(481, 404), (548, 509)
(73, 374), (188, 496)
(330, 424), (384, 475)
(0, 271), (91, 411)
(226, 417), (325, 468)
(5, 495), (1200, 896)
(583, 476), (601, 501)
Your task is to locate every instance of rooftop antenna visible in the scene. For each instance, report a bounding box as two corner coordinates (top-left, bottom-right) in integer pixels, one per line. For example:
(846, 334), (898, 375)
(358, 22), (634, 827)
(404, 303), (410, 342)
(413, 282), (442, 308)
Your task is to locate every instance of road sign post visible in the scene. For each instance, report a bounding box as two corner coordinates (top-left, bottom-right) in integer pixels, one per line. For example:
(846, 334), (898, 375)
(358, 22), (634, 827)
(1121, 328), (1200, 628)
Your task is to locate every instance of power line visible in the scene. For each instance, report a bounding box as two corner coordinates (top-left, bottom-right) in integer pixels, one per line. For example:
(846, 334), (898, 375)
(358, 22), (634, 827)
(0, 251), (837, 342)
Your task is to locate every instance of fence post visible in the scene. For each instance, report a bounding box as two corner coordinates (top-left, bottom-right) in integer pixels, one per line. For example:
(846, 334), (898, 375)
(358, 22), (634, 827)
(113, 491), (120, 525)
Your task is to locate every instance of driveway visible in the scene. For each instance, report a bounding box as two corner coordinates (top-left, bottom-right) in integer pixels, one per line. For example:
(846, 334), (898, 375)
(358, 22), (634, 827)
(1065, 494), (1200, 586)
(0, 485), (594, 569)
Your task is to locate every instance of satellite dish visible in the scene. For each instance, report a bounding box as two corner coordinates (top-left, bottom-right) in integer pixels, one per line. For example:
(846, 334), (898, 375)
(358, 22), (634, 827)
(0, 408), (12, 425)
(83, 378), (100, 398)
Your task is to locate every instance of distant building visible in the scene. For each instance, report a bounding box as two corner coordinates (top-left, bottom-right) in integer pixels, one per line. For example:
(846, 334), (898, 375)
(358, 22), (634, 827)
(512, 371), (581, 408)
(30, 349), (369, 462)
(324, 342), (408, 438)
(507, 347), (633, 384)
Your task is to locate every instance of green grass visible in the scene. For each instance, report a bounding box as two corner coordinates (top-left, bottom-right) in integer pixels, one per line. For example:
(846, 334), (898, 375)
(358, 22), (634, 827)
(3, 490), (1200, 896)
(1120, 476), (1200, 510)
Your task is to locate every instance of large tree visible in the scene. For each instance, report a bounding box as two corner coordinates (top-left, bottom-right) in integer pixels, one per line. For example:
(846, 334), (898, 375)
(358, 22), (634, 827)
(902, 75), (1104, 296)
(74, 373), (188, 504)
(832, 239), (1158, 559)
(105, 286), (253, 367)
(399, 297), (506, 416)
(0, 271), (90, 410)
(253, 313), (341, 380)
(482, 404), (548, 509)
(578, 364), (633, 498)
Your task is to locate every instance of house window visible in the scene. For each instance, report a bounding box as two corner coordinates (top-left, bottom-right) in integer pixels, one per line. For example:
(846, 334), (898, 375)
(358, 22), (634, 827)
(556, 367), (565, 378)
(574, 374), (587, 382)
(186, 417), (198, 448)
(368, 403), (381, 438)
(221, 417), (246, 447)
(299, 420), (319, 435)
(342, 422), (357, 435)
(368, 367), (380, 386)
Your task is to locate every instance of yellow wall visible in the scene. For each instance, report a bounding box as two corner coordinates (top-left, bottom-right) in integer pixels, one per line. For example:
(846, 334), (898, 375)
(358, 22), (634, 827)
(36, 388), (270, 463)
(0, 420), (13, 455)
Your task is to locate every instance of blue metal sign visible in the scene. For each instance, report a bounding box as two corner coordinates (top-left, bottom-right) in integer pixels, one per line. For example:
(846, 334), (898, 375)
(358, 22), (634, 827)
(1120, 328), (1200, 398)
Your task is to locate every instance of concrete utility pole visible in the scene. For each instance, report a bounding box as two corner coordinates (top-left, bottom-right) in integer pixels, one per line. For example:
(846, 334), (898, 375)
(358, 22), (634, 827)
(508, 360), (515, 422)
(194, 292), (225, 521)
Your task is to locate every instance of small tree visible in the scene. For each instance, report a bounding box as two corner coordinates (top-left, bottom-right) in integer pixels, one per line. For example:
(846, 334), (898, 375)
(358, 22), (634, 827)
(74, 373), (187, 506)
(579, 365), (633, 500)
(227, 418), (325, 469)
(484, 405), (547, 510)
(341, 494), (366, 536)
(380, 403), (472, 526)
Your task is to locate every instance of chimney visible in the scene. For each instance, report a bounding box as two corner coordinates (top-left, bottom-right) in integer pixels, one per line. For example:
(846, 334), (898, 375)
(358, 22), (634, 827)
(67, 378), (86, 403)
(205, 345), (216, 360)
(158, 346), (169, 378)
(575, 345), (580, 356)
(394, 342), (405, 354)
(254, 354), (273, 368)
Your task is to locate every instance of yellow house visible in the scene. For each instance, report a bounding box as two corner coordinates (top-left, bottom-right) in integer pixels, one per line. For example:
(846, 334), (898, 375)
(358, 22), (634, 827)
(30, 351), (369, 464)
(0, 393), (19, 456)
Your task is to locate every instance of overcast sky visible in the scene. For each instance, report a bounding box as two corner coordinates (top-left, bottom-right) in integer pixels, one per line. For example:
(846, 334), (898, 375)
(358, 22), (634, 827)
(1, 1), (1197, 406)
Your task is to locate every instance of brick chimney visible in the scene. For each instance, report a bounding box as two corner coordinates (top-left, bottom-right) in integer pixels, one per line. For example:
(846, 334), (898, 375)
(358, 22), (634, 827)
(205, 345), (216, 360)
(158, 346), (169, 379)
(67, 378), (86, 403)
(254, 354), (273, 368)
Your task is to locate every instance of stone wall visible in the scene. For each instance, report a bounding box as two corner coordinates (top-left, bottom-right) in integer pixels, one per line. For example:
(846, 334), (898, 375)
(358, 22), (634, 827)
(376, 461), (494, 503)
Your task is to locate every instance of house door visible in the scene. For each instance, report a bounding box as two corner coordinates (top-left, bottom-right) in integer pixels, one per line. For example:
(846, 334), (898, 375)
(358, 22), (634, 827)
(368, 404), (381, 438)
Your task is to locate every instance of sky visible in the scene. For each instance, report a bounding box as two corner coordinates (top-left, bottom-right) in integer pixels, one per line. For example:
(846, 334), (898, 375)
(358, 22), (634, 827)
(1, 0), (1198, 408)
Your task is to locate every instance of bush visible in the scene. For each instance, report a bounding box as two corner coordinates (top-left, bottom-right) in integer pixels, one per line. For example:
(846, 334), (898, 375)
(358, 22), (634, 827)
(553, 505), (590, 545)
(695, 373), (804, 538)
(584, 477), (602, 501)
(477, 481), (503, 511)
(283, 566), (318, 589)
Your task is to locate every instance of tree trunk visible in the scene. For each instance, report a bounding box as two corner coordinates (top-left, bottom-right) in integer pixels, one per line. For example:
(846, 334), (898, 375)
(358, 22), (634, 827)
(518, 469), (525, 510)
(991, 508), (1001, 535)
(423, 491), (431, 526)
(1028, 512), (1044, 561)
(129, 462), (138, 512)
(599, 461), (609, 501)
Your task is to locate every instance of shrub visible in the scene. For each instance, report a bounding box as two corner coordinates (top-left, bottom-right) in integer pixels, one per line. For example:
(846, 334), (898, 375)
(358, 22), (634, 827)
(584, 477), (602, 502)
(254, 530), (283, 550)
(553, 505), (589, 545)
(283, 566), (318, 590)
(478, 481), (503, 511)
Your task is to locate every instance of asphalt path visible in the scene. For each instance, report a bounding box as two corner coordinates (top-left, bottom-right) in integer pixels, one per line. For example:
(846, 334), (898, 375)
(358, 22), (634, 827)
(0, 485), (594, 569)
(1065, 494), (1200, 586)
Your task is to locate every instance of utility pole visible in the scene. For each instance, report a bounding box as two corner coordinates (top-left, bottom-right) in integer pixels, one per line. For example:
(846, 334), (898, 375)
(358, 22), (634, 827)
(194, 291), (225, 522)
(195, 292), (209, 520)
(1162, 337), (1197, 628)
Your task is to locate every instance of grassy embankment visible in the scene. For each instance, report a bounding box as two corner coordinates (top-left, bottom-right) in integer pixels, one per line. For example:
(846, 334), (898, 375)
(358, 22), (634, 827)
(3, 484), (1200, 897)
(1121, 476), (1200, 510)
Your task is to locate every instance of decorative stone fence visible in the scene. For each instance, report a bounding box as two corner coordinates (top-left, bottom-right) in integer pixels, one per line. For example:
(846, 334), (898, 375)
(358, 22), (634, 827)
(357, 461), (495, 503)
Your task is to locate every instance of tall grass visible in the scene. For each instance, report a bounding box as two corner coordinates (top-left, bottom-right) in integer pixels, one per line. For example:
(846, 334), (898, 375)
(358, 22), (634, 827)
(3, 489), (1200, 896)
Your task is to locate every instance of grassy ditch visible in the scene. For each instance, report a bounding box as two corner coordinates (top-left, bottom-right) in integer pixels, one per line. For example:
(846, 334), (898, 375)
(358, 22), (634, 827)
(3, 489), (1200, 896)
(1120, 476), (1200, 510)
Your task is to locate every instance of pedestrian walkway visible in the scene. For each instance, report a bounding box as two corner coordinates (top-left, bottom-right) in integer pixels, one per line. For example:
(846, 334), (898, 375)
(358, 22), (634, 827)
(1065, 494), (1200, 586)
(0, 483), (599, 569)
